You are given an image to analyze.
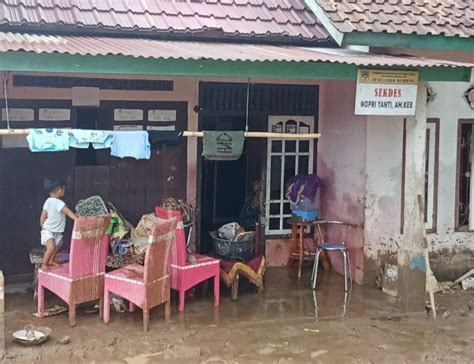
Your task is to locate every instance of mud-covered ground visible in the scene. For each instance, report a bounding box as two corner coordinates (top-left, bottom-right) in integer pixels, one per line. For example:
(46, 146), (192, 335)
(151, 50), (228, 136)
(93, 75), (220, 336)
(2, 267), (473, 363)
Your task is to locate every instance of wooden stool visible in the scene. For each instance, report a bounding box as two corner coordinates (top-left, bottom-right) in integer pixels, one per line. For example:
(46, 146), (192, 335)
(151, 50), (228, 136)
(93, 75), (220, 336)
(288, 218), (330, 279)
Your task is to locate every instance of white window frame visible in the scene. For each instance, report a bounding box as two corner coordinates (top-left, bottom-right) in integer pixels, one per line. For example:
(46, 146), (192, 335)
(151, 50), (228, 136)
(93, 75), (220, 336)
(425, 121), (437, 231)
(265, 116), (315, 235)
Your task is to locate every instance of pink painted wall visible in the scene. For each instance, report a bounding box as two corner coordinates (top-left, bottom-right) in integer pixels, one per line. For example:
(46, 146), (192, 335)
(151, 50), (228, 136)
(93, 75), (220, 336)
(317, 80), (368, 284)
(2, 71), (372, 282)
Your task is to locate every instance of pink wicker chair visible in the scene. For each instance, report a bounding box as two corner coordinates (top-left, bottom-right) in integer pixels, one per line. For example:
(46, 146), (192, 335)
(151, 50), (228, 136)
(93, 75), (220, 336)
(103, 217), (178, 331)
(156, 207), (220, 312)
(37, 215), (111, 327)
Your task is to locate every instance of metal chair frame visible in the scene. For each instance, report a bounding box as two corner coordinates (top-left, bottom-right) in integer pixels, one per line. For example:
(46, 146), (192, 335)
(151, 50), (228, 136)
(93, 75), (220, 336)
(311, 220), (355, 291)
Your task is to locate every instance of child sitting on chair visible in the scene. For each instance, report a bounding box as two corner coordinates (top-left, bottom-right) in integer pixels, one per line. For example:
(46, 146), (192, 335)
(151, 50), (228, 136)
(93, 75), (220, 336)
(40, 177), (77, 270)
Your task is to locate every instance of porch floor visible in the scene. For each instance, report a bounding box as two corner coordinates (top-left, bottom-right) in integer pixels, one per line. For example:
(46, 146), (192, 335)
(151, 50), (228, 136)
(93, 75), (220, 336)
(2, 267), (473, 363)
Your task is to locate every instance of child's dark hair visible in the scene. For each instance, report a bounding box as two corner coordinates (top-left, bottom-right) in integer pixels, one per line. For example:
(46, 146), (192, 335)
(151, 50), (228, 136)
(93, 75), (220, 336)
(43, 177), (65, 194)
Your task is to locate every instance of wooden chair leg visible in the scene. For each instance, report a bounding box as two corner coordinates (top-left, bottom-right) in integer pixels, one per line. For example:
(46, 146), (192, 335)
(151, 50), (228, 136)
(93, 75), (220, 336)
(143, 309), (149, 331)
(69, 303), (76, 327)
(298, 225), (304, 279)
(37, 284), (45, 319)
(214, 273), (220, 306)
(98, 298), (103, 319)
(320, 250), (331, 271)
(178, 290), (185, 312)
(230, 275), (239, 302)
(165, 299), (171, 320)
(103, 289), (111, 324)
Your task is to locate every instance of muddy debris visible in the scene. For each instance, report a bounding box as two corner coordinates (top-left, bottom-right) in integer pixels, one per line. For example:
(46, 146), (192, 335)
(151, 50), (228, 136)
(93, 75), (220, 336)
(57, 335), (70, 345)
(310, 349), (328, 358)
(163, 344), (201, 359)
(257, 346), (276, 355)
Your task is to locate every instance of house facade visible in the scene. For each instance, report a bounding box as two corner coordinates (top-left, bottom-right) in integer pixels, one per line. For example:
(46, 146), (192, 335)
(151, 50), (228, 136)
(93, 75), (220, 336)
(0, 0), (472, 288)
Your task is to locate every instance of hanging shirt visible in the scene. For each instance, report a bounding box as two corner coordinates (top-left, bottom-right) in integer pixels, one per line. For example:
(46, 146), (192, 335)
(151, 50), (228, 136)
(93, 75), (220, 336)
(69, 129), (114, 149)
(27, 128), (70, 152)
(148, 130), (181, 147)
(111, 131), (151, 160)
(202, 131), (244, 161)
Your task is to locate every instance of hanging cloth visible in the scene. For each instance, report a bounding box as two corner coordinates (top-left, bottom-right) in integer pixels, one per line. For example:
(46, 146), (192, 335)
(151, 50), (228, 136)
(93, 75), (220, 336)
(69, 129), (114, 149)
(26, 128), (70, 152)
(202, 131), (244, 161)
(111, 131), (151, 160)
(285, 174), (322, 205)
(148, 130), (181, 146)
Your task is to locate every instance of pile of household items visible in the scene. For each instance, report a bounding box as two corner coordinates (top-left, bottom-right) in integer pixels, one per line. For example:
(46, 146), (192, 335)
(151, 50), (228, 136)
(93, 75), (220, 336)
(210, 222), (256, 261)
(74, 195), (194, 268)
(210, 222), (265, 301)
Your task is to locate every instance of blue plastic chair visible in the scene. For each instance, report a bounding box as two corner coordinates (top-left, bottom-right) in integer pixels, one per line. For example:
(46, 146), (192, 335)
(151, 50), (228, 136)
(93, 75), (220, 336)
(311, 220), (355, 291)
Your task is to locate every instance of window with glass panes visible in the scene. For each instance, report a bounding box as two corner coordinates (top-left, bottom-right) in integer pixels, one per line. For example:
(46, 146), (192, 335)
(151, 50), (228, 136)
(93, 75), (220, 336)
(265, 116), (315, 235)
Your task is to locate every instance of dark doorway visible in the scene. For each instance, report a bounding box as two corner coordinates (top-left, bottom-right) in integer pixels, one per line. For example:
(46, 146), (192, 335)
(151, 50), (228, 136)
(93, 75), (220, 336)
(75, 108), (110, 166)
(200, 116), (248, 252)
(197, 81), (319, 253)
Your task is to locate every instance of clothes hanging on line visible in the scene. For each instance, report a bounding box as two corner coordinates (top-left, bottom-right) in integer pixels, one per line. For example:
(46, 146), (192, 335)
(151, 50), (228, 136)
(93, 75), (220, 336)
(148, 130), (181, 146)
(26, 128), (70, 152)
(69, 129), (114, 149)
(111, 130), (151, 160)
(202, 131), (244, 161)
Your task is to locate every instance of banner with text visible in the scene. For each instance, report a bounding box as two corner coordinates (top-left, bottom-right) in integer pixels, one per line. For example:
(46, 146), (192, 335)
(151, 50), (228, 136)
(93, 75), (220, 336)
(355, 69), (419, 116)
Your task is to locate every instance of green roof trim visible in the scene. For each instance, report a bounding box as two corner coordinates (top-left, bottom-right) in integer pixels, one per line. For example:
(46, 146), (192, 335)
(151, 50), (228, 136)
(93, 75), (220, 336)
(0, 51), (470, 82)
(343, 32), (474, 52)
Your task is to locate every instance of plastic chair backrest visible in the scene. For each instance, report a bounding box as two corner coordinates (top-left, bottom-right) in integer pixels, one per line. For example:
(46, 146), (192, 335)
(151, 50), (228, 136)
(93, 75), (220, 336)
(155, 207), (186, 267)
(69, 215), (111, 279)
(144, 217), (177, 284)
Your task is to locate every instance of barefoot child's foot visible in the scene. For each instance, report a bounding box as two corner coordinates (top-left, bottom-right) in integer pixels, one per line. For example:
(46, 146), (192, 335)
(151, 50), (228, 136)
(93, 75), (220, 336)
(51, 261), (61, 267)
(40, 264), (49, 271)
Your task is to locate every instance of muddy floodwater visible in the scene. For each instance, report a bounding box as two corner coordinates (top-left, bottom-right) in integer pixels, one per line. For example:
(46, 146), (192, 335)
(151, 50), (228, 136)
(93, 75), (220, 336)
(2, 267), (473, 363)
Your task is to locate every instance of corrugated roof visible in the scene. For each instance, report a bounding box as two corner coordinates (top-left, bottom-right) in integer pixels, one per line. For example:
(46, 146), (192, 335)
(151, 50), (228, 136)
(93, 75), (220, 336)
(0, 0), (329, 43)
(314, 0), (474, 38)
(0, 32), (472, 68)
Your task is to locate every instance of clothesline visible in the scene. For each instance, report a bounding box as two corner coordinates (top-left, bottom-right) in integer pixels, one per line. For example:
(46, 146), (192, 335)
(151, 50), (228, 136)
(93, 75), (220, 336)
(182, 131), (321, 139)
(0, 128), (321, 139)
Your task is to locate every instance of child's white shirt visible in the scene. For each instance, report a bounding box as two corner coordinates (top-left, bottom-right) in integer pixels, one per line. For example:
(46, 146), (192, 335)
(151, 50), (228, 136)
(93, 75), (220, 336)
(42, 197), (66, 233)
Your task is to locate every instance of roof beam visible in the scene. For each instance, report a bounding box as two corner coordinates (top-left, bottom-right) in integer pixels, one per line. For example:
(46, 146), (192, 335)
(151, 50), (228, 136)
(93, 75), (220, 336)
(304, 0), (344, 45)
(0, 51), (470, 82)
(343, 31), (474, 52)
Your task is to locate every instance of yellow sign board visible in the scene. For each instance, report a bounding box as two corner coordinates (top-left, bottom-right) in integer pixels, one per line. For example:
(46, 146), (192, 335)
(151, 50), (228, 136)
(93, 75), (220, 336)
(358, 69), (419, 85)
(355, 69), (420, 116)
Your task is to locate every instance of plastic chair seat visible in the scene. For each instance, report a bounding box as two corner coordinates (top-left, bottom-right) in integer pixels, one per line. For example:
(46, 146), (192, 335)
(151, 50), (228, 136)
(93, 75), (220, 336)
(319, 243), (348, 251)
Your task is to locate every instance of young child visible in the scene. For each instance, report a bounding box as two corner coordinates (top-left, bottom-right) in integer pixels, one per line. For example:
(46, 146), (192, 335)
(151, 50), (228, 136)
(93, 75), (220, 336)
(40, 177), (77, 271)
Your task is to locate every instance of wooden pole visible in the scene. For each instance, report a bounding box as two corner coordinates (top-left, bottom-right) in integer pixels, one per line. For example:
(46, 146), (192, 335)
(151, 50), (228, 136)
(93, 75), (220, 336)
(398, 81), (428, 312)
(182, 131), (321, 139)
(0, 129), (321, 139)
(0, 129), (29, 135)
